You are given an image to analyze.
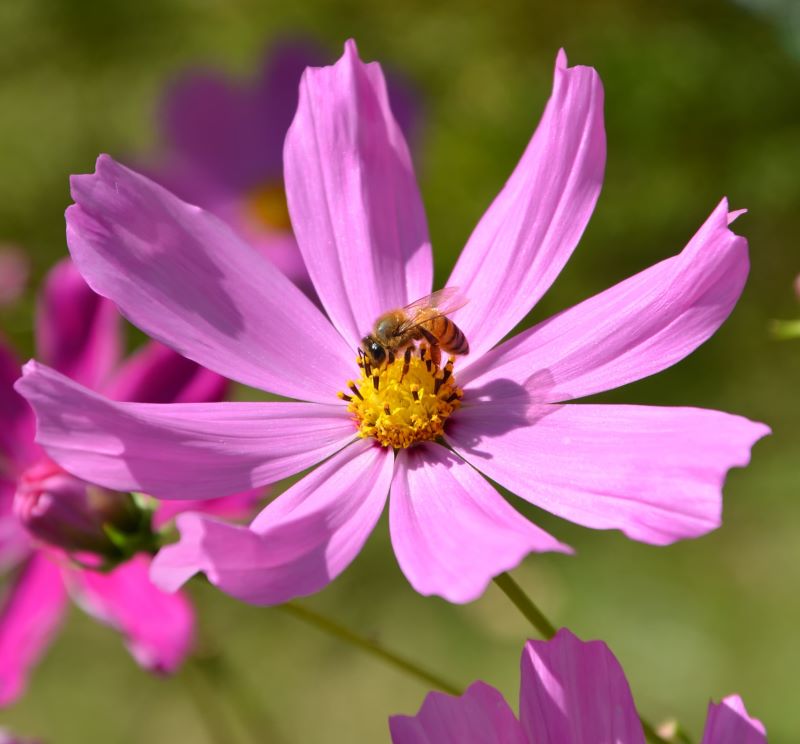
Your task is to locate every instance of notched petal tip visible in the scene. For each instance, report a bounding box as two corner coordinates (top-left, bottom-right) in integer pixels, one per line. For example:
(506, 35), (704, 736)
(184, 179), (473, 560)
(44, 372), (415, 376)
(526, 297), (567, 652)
(149, 512), (208, 594)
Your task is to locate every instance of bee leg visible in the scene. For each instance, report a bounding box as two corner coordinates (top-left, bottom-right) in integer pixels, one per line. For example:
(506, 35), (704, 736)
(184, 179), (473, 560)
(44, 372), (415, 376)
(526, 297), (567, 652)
(388, 349), (396, 365)
(400, 346), (412, 382)
(429, 344), (441, 367)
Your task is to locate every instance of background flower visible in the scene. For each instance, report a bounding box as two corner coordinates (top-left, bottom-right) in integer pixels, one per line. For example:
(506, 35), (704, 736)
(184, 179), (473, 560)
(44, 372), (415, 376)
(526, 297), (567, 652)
(0, 259), (262, 705)
(390, 628), (767, 744)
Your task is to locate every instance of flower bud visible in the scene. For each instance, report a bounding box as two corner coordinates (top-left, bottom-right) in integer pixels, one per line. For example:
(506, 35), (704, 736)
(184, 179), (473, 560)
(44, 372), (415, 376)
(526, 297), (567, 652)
(14, 460), (148, 558)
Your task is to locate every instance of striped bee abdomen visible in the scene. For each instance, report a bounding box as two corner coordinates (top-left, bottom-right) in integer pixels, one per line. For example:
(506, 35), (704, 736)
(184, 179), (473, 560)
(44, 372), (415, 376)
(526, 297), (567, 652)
(424, 316), (469, 355)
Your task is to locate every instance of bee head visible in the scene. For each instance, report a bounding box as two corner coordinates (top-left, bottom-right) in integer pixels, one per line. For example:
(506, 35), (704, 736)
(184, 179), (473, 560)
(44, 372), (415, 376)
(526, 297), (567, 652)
(361, 336), (386, 365)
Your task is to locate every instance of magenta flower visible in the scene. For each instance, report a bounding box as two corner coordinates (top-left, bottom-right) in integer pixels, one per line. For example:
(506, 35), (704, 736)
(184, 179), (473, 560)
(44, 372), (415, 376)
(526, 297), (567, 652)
(17, 43), (767, 607)
(148, 39), (417, 290)
(389, 628), (767, 744)
(0, 259), (260, 705)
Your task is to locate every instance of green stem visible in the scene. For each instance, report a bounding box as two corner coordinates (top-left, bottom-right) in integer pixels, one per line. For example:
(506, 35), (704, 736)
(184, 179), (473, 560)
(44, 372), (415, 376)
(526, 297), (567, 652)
(182, 661), (241, 744)
(492, 572), (557, 638)
(279, 601), (463, 696)
(493, 572), (678, 744)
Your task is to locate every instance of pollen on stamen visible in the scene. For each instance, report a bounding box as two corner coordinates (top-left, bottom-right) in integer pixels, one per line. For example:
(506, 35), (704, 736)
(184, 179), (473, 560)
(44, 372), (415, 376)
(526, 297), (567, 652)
(338, 344), (464, 449)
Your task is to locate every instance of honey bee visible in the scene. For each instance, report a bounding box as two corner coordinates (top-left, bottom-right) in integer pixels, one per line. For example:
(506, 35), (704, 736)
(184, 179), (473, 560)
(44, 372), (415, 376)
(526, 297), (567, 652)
(360, 288), (469, 368)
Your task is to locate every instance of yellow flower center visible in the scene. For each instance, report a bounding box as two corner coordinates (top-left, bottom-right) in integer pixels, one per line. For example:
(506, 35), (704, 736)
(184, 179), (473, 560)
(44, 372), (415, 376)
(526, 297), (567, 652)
(339, 345), (463, 449)
(244, 182), (292, 232)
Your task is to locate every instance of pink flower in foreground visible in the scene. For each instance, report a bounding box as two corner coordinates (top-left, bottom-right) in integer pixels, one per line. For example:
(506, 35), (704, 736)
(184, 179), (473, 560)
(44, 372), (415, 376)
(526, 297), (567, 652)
(0, 260), (261, 705)
(17, 43), (768, 607)
(390, 628), (767, 744)
(148, 39), (418, 291)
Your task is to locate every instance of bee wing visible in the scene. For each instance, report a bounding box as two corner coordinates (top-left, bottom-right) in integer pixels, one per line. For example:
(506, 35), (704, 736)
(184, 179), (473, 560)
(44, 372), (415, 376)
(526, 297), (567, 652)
(393, 288), (470, 337)
(402, 287), (469, 318)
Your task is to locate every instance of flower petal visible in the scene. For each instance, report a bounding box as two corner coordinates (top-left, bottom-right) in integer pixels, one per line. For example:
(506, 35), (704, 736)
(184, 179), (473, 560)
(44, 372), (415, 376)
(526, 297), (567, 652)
(67, 155), (352, 402)
(0, 339), (34, 469)
(389, 681), (526, 744)
(35, 258), (121, 390)
(449, 50), (605, 361)
(153, 488), (265, 529)
(15, 361), (355, 500)
(449, 399), (769, 545)
(284, 40), (432, 349)
(150, 440), (391, 604)
(390, 443), (570, 603)
(0, 554), (67, 706)
(701, 695), (766, 744)
(519, 628), (645, 744)
(69, 555), (193, 674)
(462, 200), (749, 399)
(102, 340), (227, 404)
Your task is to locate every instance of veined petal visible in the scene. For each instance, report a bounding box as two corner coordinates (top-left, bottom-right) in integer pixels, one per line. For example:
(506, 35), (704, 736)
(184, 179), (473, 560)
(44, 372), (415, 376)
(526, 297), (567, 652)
(284, 40), (432, 349)
(150, 440), (391, 605)
(449, 399), (769, 545)
(35, 258), (121, 390)
(390, 443), (570, 604)
(389, 681), (526, 744)
(463, 200), (749, 399)
(0, 554), (67, 706)
(102, 340), (228, 404)
(67, 155), (352, 403)
(69, 555), (193, 674)
(449, 50), (605, 361)
(519, 629), (645, 744)
(701, 695), (766, 744)
(15, 362), (355, 500)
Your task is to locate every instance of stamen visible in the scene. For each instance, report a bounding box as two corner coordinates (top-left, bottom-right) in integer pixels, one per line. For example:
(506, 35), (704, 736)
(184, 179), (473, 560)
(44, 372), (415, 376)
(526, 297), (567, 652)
(340, 344), (464, 449)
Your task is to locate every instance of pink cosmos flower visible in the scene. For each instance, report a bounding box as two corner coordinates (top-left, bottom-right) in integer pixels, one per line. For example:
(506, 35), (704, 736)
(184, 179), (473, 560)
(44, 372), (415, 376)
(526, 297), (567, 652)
(148, 39), (418, 291)
(389, 628), (767, 744)
(0, 259), (260, 705)
(17, 43), (768, 607)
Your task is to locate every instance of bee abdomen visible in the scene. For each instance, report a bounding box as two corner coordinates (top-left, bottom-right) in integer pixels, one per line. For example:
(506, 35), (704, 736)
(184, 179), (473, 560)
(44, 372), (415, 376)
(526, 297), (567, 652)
(426, 317), (469, 355)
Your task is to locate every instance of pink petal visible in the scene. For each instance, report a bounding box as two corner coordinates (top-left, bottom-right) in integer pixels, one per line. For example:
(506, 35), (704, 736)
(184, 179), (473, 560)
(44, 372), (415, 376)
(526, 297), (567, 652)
(102, 340), (227, 404)
(462, 200), (749, 399)
(35, 258), (121, 390)
(0, 338), (34, 469)
(284, 40), (432, 349)
(67, 155), (352, 403)
(69, 555), (193, 674)
(150, 440), (391, 604)
(16, 361), (355, 500)
(448, 399), (769, 545)
(0, 483), (29, 571)
(154, 487), (264, 528)
(519, 628), (645, 744)
(449, 50), (605, 361)
(0, 553), (67, 705)
(390, 443), (570, 603)
(389, 681), (526, 744)
(701, 695), (766, 744)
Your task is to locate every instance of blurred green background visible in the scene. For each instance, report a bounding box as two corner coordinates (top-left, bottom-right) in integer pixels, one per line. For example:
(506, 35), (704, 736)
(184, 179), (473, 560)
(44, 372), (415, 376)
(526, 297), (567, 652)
(1, 0), (798, 741)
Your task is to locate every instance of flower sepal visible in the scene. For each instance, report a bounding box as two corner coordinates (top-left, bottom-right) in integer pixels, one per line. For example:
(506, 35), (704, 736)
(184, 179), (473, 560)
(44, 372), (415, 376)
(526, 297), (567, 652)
(14, 462), (160, 569)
